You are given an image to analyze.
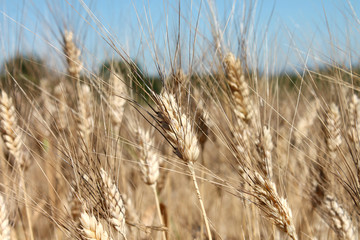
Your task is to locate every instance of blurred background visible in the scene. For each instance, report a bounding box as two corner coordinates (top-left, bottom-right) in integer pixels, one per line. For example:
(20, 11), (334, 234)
(1, 0), (360, 77)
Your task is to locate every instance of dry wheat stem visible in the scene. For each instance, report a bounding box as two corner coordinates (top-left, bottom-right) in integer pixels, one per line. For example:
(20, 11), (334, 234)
(188, 162), (212, 240)
(151, 183), (167, 240)
(20, 170), (34, 240)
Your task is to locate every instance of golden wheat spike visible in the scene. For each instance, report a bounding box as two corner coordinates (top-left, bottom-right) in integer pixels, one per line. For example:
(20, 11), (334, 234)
(80, 211), (113, 240)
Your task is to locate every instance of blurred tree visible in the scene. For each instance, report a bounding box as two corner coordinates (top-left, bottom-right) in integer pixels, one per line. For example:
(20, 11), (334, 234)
(0, 54), (45, 94)
(99, 59), (162, 103)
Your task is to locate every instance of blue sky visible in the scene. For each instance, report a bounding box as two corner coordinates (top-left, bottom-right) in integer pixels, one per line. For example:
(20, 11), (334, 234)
(1, 0), (360, 75)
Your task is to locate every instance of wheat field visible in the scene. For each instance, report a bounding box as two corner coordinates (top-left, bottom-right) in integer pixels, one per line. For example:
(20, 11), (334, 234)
(0, 1), (360, 239)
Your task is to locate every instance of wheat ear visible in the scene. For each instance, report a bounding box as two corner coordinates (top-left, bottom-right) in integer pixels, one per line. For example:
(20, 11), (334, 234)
(108, 71), (127, 133)
(0, 195), (10, 240)
(294, 99), (320, 145)
(325, 103), (342, 162)
(155, 92), (211, 240)
(251, 172), (298, 240)
(77, 84), (94, 148)
(80, 211), (113, 240)
(0, 91), (23, 167)
(255, 126), (274, 179)
(63, 30), (83, 79)
(135, 127), (160, 185)
(134, 126), (166, 239)
(53, 83), (68, 131)
(99, 168), (126, 238)
(122, 194), (139, 224)
(224, 53), (254, 126)
(0, 91), (34, 240)
(323, 195), (355, 240)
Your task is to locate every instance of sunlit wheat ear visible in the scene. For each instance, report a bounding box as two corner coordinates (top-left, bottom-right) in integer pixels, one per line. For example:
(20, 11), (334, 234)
(121, 194), (138, 223)
(325, 103), (342, 161)
(323, 195), (355, 240)
(294, 99), (320, 145)
(0, 91), (33, 240)
(134, 125), (166, 239)
(0, 195), (10, 240)
(251, 172), (298, 240)
(99, 168), (126, 236)
(63, 30), (83, 79)
(348, 94), (360, 144)
(155, 92), (200, 163)
(135, 126), (160, 185)
(194, 94), (210, 150)
(0, 91), (23, 167)
(224, 53), (254, 127)
(255, 126), (273, 179)
(77, 84), (94, 147)
(53, 83), (68, 131)
(80, 211), (113, 240)
(108, 71), (127, 131)
(155, 91), (211, 239)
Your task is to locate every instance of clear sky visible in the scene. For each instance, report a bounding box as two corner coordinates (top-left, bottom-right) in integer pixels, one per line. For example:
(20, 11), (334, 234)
(1, 0), (360, 75)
